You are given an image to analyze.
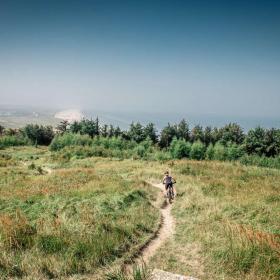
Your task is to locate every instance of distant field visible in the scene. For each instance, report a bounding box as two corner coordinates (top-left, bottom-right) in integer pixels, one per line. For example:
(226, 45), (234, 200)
(0, 147), (279, 279)
(0, 112), (59, 128)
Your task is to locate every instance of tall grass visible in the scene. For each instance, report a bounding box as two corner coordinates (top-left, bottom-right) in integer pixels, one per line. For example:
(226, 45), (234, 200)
(148, 159), (280, 279)
(105, 264), (151, 280)
(2, 146), (279, 279)
(0, 162), (160, 279)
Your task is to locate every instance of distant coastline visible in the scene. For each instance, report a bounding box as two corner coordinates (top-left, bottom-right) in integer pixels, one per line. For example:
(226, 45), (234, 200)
(54, 109), (84, 123)
(0, 105), (279, 130)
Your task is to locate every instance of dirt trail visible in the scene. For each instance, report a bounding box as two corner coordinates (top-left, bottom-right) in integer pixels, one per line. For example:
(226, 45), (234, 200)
(132, 182), (175, 265)
(44, 167), (53, 174)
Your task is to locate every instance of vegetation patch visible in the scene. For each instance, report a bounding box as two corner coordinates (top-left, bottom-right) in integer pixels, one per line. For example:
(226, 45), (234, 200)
(0, 151), (160, 279)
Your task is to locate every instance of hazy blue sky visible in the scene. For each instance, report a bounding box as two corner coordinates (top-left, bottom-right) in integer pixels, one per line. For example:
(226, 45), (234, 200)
(0, 0), (279, 117)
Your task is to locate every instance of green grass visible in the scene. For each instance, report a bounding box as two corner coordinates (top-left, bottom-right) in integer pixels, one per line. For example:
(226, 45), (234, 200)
(149, 160), (280, 280)
(105, 263), (151, 280)
(0, 146), (279, 280)
(0, 147), (160, 279)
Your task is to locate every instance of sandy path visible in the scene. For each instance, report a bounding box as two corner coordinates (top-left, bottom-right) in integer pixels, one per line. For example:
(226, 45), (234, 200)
(128, 182), (175, 268)
(44, 167), (53, 174)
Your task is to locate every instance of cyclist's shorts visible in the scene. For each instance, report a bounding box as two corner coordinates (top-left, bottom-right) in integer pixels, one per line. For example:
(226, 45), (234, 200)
(165, 182), (173, 190)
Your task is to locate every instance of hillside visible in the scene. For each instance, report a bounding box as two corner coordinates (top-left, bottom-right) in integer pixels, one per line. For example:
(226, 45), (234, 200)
(0, 146), (279, 279)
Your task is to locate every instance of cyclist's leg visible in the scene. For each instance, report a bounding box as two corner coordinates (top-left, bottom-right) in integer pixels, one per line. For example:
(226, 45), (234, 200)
(166, 183), (170, 196)
(170, 183), (174, 197)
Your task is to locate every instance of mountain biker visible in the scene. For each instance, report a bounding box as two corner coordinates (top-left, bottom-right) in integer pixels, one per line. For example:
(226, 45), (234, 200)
(162, 171), (176, 197)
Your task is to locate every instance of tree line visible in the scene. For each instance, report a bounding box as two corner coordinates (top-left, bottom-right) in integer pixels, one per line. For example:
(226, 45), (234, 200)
(0, 119), (280, 157)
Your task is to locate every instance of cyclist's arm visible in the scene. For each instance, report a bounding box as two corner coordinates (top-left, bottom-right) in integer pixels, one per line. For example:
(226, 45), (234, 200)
(172, 177), (176, 184)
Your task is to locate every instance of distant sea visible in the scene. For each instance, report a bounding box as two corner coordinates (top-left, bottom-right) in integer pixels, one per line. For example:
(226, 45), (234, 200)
(84, 110), (280, 131)
(0, 105), (279, 130)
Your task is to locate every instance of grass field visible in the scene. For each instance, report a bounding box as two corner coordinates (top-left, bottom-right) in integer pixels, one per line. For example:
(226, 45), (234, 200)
(150, 161), (280, 280)
(0, 146), (279, 279)
(0, 147), (160, 279)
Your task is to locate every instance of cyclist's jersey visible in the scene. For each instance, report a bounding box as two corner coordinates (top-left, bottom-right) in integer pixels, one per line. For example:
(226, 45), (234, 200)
(164, 176), (176, 187)
(165, 176), (172, 185)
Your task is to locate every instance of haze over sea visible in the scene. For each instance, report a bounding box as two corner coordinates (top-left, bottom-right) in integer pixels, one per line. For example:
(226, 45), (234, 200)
(84, 109), (279, 131)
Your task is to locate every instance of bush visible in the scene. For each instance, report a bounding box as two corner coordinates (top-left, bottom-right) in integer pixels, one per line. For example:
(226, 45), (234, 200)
(226, 142), (245, 161)
(95, 137), (128, 150)
(244, 126), (266, 156)
(170, 138), (191, 159)
(153, 150), (172, 161)
(213, 142), (227, 161)
(23, 124), (54, 145)
(240, 155), (280, 169)
(190, 141), (206, 160)
(28, 163), (36, 170)
(133, 145), (147, 159)
(0, 135), (27, 149)
(206, 143), (215, 160)
(49, 133), (93, 151)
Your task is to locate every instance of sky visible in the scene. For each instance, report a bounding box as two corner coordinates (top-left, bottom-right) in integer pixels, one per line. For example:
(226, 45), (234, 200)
(0, 0), (280, 119)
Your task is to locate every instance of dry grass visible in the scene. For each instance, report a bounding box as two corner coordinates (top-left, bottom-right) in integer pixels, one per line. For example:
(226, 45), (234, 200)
(0, 148), (161, 279)
(225, 222), (280, 255)
(148, 160), (280, 280)
(1, 147), (279, 279)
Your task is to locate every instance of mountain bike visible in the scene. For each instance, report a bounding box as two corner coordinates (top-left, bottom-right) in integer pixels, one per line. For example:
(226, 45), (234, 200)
(166, 183), (175, 203)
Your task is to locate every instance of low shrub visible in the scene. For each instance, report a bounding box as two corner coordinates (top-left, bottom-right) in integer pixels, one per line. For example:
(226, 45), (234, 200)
(23, 124), (54, 145)
(153, 150), (172, 161)
(190, 141), (206, 160)
(48, 132), (280, 167)
(0, 135), (27, 149)
(49, 133), (93, 151)
(226, 142), (245, 161)
(170, 138), (191, 159)
(240, 155), (280, 169)
(213, 142), (227, 161)
(206, 143), (215, 160)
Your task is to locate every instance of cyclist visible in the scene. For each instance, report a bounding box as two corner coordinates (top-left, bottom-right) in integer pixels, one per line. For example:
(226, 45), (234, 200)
(162, 171), (176, 197)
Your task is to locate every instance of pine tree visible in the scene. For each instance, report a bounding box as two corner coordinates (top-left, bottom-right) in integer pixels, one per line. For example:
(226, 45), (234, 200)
(203, 126), (212, 146)
(159, 123), (178, 148)
(0, 124), (4, 136)
(56, 120), (69, 134)
(128, 122), (145, 143)
(191, 125), (204, 143)
(101, 124), (108, 137)
(144, 123), (158, 143)
(177, 119), (190, 141)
